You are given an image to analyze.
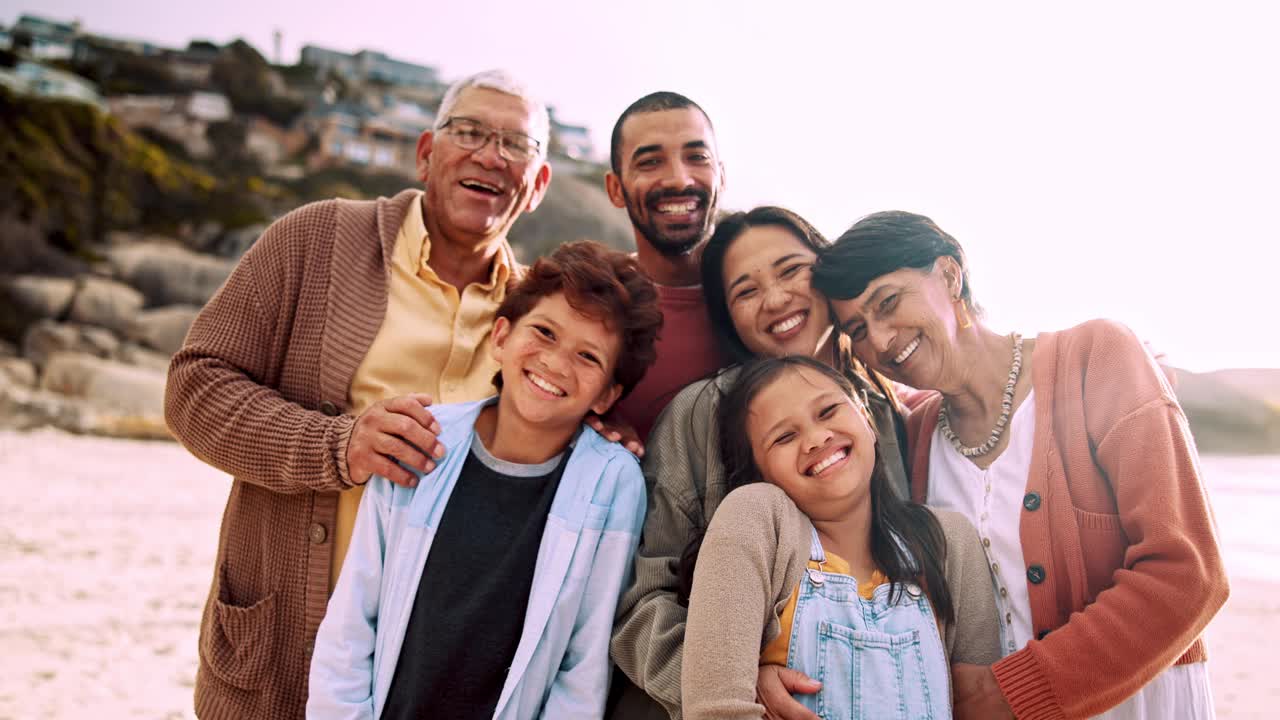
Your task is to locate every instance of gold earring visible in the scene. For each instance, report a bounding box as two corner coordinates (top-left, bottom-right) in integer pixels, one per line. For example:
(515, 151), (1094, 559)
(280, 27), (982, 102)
(955, 298), (973, 329)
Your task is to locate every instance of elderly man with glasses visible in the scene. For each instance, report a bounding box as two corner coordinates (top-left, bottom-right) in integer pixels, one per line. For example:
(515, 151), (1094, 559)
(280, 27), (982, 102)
(165, 70), (552, 720)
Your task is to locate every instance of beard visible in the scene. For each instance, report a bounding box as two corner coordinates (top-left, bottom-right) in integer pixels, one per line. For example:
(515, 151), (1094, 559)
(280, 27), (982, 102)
(620, 185), (717, 259)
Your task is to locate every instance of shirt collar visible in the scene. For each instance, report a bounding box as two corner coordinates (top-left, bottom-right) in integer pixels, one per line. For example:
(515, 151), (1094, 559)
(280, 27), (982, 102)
(406, 192), (517, 297)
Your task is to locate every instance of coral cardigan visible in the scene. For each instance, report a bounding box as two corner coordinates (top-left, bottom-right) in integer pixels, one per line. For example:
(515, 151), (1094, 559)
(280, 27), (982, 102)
(906, 319), (1229, 720)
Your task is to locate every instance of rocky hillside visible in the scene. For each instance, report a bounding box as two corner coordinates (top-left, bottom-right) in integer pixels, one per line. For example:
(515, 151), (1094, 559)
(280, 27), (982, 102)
(1173, 368), (1280, 454)
(0, 90), (635, 438)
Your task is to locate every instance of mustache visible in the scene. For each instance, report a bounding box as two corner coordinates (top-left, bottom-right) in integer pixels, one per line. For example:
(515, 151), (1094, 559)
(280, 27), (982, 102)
(644, 187), (709, 208)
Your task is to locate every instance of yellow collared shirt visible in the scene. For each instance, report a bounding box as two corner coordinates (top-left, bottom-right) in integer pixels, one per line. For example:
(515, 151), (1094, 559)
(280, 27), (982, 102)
(332, 191), (517, 590)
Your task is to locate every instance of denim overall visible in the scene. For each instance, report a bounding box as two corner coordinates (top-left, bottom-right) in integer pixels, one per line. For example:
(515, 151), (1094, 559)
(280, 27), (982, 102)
(786, 528), (952, 719)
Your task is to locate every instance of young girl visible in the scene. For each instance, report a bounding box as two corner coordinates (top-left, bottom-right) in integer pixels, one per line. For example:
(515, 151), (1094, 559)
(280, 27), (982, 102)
(681, 356), (1000, 719)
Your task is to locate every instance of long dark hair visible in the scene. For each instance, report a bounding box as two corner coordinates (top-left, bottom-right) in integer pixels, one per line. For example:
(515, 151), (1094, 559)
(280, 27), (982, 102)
(701, 206), (831, 366)
(717, 355), (955, 621)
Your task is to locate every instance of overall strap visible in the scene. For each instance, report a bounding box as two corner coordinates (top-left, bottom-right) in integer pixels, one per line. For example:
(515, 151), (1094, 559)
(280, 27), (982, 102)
(808, 526), (826, 564)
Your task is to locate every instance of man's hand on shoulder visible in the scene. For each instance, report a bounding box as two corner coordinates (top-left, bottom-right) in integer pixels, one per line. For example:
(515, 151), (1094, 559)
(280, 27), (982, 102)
(347, 393), (445, 487)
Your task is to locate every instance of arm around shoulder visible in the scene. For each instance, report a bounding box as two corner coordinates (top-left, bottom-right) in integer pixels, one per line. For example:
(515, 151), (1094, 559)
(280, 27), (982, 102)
(165, 201), (357, 494)
(683, 483), (809, 720)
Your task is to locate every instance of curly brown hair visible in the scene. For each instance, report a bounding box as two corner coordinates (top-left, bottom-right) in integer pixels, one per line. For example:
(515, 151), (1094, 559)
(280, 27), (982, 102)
(494, 241), (663, 398)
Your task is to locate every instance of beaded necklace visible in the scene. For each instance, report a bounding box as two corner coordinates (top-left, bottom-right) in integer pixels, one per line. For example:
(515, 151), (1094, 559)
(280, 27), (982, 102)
(938, 333), (1024, 458)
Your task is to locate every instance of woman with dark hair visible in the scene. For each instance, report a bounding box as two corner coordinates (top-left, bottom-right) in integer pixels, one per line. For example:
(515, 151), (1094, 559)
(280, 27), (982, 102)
(811, 211), (1228, 719)
(680, 355), (1000, 719)
(612, 207), (925, 718)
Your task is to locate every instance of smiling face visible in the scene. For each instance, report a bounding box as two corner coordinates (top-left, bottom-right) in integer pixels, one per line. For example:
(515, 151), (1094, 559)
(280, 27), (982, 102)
(746, 365), (877, 522)
(721, 225), (832, 358)
(491, 292), (623, 434)
(417, 87), (551, 245)
(828, 259), (964, 390)
(606, 108), (724, 257)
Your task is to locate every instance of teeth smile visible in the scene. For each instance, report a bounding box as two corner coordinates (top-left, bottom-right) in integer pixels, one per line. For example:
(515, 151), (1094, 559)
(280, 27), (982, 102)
(462, 179), (501, 193)
(769, 313), (805, 335)
(893, 337), (921, 365)
(527, 371), (566, 397)
(657, 200), (698, 214)
(808, 448), (848, 476)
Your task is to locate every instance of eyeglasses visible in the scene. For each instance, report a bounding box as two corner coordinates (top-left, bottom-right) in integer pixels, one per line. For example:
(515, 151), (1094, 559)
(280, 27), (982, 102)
(440, 117), (542, 163)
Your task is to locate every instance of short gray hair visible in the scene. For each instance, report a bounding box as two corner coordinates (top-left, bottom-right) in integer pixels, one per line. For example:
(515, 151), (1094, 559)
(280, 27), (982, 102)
(434, 69), (551, 154)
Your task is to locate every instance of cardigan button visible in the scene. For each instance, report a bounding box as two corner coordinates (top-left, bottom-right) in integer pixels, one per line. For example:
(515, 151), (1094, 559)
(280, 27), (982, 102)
(1037, 628), (1052, 641)
(1023, 492), (1042, 511)
(319, 400), (340, 416)
(308, 523), (328, 544)
(1027, 564), (1046, 585)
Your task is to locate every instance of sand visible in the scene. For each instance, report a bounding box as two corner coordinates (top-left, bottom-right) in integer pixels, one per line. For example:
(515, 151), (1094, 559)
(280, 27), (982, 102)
(0, 428), (1275, 719)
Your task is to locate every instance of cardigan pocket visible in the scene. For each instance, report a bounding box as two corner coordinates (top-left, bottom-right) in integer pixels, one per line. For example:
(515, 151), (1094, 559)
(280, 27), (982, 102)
(1072, 506), (1128, 602)
(200, 565), (279, 691)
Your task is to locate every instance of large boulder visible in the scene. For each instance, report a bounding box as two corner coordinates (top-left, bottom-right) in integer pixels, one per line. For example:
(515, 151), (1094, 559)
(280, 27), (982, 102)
(116, 342), (174, 372)
(215, 223), (268, 258)
(105, 243), (235, 307)
(0, 371), (169, 439)
(67, 276), (146, 335)
(125, 305), (201, 355)
(0, 275), (77, 342)
(0, 357), (37, 388)
(40, 351), (167, 419)
(22, 321), (120, 369)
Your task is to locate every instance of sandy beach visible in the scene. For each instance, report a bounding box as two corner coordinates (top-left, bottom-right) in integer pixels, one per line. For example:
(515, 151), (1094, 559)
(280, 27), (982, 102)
(1, 428), (1276, 719)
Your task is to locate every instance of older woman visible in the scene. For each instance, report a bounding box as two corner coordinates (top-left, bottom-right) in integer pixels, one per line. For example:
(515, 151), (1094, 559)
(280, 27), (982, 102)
(811, 210), (1228, 720)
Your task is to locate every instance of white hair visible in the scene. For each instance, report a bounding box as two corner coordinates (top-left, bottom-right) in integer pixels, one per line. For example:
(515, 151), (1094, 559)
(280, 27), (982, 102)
(433, 69), (551, 154)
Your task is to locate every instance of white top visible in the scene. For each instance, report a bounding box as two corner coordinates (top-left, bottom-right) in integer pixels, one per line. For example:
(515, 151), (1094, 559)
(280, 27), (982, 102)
(927, 390), (1214, 719)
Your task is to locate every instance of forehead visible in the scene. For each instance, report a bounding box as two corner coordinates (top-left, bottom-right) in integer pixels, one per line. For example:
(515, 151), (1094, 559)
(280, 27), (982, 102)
(748, 367), (840, 426)
(619, 108), (717, 156)
(723, 226), (815, 275)
(449, 87), (537, 132)
(828, 267), (927, 321)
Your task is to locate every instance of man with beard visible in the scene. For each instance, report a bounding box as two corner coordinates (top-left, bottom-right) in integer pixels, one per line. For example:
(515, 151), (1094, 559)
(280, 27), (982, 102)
(604, 92), (730, 719)
(603, 92), (729, 441)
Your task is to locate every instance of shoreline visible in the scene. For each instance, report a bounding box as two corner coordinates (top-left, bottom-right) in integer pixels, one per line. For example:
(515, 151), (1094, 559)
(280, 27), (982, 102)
(1, 428), (1275, 719)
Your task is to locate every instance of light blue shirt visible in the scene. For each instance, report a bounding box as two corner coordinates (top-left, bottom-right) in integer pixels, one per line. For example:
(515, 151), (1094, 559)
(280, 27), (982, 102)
(307, 398), (646, 719)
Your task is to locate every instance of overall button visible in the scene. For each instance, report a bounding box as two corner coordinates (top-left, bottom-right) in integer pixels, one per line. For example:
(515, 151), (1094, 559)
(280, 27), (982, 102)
(1023, 492), (1042, 511)
(308, 523), (328, 544)
(319, 400), (340, 416)
(807, 569), (826, 585)
(1027, 564), (1046, 585)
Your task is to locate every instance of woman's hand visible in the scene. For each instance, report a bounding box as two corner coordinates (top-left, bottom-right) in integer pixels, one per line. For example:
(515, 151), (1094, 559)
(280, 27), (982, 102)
(756, 664), (820, 720)
(951, 663), (1014, 720)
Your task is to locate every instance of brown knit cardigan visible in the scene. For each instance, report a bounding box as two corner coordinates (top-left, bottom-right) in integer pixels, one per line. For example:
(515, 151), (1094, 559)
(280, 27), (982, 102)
(166, 189), (422, 719)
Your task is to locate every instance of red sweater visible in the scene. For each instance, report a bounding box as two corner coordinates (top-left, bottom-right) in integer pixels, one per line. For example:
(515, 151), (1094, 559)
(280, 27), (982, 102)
(614, 283), (727, 442)
(906, 319), (1228, 719)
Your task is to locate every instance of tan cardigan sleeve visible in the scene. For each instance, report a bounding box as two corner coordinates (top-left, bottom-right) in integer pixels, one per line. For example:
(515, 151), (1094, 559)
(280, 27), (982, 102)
(682, 484), (810, 720)
(164, 202), (358, 494)
(934, 509), (1002, 665)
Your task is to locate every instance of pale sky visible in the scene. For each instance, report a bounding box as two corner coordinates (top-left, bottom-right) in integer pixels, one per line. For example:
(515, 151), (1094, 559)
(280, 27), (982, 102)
(8, 0), (1278, 371)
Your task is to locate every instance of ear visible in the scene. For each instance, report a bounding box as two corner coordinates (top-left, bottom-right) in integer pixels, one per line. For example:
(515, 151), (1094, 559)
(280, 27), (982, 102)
(605, 171), (626, 209)
(716, 159), (727, 194)
(590, 382), (624, 417)
(490, 316), (512, 364)
(934, 255), (964, 298)
(415, 130), (435, 183)
(522, 162), (553, 213)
